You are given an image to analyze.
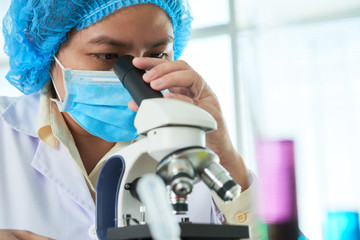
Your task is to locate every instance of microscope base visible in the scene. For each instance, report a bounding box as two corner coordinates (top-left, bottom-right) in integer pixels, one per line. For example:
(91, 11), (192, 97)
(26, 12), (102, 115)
(107, 223), (250, 240)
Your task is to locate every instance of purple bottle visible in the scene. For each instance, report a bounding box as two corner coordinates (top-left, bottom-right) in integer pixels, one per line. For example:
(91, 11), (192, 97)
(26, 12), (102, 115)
(256, 139), (299, 240)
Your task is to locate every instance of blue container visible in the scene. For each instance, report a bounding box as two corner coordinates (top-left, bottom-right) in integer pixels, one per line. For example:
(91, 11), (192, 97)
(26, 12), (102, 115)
(324, 211), (360, 240)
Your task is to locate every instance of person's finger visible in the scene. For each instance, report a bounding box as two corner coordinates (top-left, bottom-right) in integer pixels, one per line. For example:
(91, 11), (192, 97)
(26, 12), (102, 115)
(12, 230), (53, 240)
(163, 92), (194, 104)
(140, 59), (191, 82)
(128, 99), (139, 112)
(0, 229), (18, 240)
(167, 87), (188, 96)
(132, 57), (167, 71)
(148, 70), (204, 99)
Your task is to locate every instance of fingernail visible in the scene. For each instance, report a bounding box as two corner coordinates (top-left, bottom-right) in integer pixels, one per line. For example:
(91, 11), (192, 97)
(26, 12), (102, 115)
(132, 57), (140, 64)
(151, 78), (163, 88)
(143, 70), (156, 81)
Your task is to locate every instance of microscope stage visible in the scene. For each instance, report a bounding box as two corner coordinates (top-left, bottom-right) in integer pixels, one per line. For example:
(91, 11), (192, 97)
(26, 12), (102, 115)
(107, 223), (250, 240)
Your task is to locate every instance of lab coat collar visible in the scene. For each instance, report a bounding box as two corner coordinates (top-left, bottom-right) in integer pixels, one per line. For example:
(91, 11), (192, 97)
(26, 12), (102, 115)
(1, 92), (40, 138)
(1, 92), (95, 216)
(31, 140), (96, 216)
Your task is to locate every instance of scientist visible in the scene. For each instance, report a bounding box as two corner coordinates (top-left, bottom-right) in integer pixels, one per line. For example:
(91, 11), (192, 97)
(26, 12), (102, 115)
(0, 0), (255, 239)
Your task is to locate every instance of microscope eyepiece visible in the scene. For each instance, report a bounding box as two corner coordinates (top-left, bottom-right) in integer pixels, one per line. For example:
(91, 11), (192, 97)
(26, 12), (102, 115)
(114, 55), (163, 106)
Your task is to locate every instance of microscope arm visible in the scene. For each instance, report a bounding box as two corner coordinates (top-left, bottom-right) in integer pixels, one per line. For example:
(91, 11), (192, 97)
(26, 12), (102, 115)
(95, 138), (152, 240)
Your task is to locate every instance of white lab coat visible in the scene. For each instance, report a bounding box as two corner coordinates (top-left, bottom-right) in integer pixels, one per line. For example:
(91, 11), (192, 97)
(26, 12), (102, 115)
(0, 92), (221, 240)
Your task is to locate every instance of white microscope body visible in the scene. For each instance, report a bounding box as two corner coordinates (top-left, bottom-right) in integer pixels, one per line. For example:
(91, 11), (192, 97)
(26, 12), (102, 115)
(108, 98), (240, 227)
(95, 55), (246, 240)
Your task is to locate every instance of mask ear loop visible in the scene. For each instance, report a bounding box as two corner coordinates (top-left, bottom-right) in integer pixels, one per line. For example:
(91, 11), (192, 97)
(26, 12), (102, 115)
(51, 56), (65, 103)
(50, 75), (63, 103)
(54, 56), (66, 69)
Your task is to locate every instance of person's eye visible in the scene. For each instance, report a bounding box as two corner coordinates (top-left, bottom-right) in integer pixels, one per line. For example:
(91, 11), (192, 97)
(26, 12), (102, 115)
(93, 53), (119, 62)
(149, 52), (168, 59)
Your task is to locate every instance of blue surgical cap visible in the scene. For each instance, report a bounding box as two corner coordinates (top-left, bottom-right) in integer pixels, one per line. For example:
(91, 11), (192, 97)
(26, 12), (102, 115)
(2, 0), (193, 94)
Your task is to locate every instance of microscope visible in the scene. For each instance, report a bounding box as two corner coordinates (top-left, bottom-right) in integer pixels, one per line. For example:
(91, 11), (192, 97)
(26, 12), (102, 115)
(95, 55), (250, 240)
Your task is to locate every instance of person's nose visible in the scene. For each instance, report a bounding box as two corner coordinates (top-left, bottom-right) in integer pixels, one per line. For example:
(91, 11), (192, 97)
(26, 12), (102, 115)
(122, 49), (146, 59)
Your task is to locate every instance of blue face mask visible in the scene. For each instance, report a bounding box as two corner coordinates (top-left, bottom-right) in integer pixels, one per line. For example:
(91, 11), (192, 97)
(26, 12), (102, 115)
(51, 57), (138, 142)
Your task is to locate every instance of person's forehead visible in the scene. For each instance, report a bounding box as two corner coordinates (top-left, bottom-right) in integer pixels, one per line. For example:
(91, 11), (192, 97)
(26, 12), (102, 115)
(91, 4), (171, 29)
(73, 4), (173, 40)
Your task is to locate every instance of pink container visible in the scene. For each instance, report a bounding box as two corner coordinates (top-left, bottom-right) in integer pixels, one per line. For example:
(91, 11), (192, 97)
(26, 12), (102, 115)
(256, 139), (298, 224)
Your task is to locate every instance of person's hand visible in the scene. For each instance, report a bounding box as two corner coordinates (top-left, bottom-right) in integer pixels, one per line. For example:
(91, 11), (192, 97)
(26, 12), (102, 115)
(129, 57), (250, 190)
(0, 229), (53, 240)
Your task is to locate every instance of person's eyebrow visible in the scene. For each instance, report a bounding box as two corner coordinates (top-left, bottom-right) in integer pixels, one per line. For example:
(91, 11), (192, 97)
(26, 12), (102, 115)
(87, 35), (128, 47)
(148, 36), (174, 49)
(87, 35), (174, 49)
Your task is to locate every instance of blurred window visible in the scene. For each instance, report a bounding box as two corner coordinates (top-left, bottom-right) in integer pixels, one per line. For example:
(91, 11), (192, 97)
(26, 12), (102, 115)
(190, 0), (229, 29)
(237, 2), (360, 239)
(181, 35), (236, 146)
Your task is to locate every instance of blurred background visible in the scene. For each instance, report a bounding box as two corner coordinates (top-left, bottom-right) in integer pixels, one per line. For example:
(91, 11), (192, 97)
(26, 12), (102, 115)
(1, 0), (360, 239)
